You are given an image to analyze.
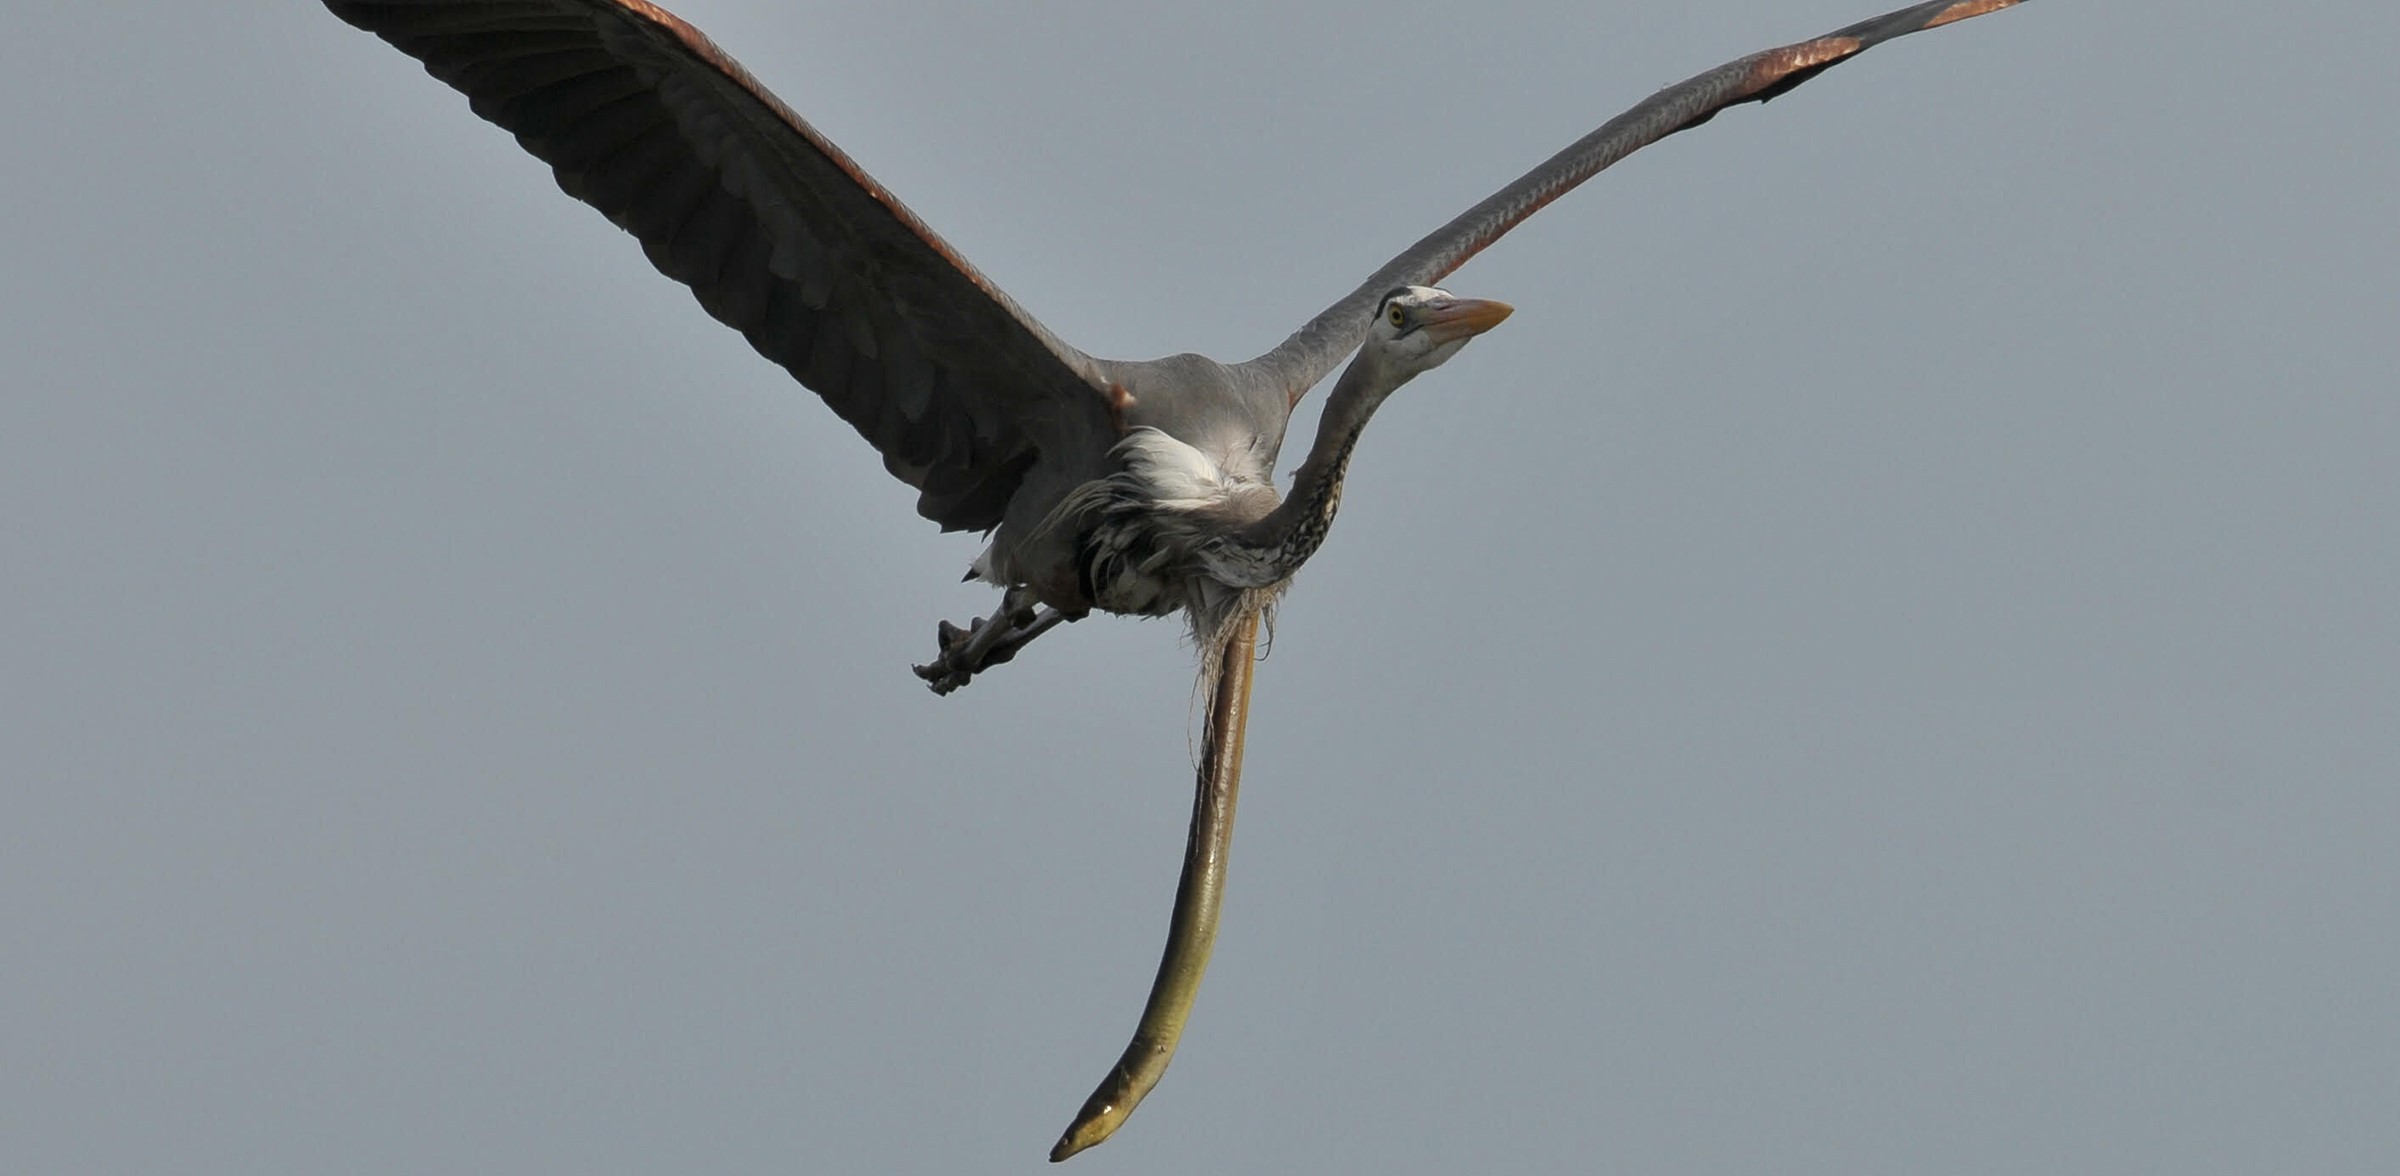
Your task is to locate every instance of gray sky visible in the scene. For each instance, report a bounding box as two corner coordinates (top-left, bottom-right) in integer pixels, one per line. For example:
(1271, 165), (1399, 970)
(8, 2), (2398, 1172)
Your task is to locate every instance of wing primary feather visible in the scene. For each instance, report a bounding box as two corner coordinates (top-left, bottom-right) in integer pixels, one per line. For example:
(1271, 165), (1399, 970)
(1245, 0), (2027, 401)
(321, 0), (1116, 532)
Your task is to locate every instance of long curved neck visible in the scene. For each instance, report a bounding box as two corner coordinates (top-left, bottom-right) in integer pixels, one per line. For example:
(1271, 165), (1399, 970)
(1221, 350), (1399, 581)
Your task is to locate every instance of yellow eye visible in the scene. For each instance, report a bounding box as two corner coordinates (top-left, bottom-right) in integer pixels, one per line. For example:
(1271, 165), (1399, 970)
(1387, 304), (1407, 328)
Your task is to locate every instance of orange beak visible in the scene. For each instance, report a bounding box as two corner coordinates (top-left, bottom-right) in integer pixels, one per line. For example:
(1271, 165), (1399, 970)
(1419, 297), (1514, 343)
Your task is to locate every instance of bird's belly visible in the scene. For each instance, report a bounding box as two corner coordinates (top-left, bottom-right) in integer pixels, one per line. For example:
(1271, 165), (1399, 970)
(1059, 424), (1282, 620)
(1077, 514), (1192, 619)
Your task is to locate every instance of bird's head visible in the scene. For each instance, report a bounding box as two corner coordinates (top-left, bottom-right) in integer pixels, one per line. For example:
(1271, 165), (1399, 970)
(1365, 285), (1514, 379)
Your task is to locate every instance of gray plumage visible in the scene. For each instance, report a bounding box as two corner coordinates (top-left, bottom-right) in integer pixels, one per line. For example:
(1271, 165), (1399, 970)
(319, 0), (2027, 664)
(314, 0), (2032, 1159)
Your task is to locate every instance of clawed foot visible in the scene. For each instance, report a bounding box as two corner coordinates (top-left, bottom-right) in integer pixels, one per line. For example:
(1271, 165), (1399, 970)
(912, 618), (991, 696)
(910, 603), (1071, 695)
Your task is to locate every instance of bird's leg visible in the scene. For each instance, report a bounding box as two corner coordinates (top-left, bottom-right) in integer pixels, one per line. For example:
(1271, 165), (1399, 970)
(912, 587), (1071, 694)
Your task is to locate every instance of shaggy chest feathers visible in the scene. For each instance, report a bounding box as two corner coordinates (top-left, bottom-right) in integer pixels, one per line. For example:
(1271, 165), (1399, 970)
(1070, 428), (1285, 621)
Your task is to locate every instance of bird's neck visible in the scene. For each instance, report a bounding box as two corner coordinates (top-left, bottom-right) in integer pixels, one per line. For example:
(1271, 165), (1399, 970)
(1214, 354), (1393, 584)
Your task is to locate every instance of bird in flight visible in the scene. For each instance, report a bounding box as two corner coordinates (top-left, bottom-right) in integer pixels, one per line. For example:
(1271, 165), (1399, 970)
(317, 0), (2030, 1158)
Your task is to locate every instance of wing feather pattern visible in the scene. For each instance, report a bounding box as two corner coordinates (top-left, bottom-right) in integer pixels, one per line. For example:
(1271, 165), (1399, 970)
(1250, 0), (2028, 398)
(323, 0), (1117, 532)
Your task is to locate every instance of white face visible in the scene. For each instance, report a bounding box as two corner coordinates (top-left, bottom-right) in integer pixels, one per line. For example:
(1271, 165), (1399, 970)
(1368, 285), (1513, 376)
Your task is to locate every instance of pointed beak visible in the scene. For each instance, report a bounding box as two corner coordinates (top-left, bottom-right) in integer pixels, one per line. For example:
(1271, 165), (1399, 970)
(1419, 297), (1514, 344)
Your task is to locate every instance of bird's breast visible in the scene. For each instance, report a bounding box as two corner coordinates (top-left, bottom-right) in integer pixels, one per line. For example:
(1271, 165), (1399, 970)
(1069, 428), (1279, 620)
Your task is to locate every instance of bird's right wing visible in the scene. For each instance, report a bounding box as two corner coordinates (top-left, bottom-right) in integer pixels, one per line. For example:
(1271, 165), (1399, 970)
(322, 1), (1121, 533)
(1248, 0), (2027, 398)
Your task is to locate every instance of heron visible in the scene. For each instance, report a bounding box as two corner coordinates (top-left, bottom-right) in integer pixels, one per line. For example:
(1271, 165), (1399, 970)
(317, 0), (2029, 1158)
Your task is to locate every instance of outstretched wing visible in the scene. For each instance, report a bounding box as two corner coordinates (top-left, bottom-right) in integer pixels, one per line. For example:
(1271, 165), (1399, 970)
(1248, 0), (2028, 398)
(321, 0), (1119, 532)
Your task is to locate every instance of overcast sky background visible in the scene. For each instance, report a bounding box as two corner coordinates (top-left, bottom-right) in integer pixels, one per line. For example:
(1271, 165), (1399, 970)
(8, 2), (2398, 1172)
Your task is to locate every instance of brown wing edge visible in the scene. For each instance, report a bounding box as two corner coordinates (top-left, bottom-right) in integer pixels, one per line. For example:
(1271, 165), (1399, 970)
(323, 0), (1119, 532)
(1244, 0), (2029, 403)
(610, 2), (1106, 387)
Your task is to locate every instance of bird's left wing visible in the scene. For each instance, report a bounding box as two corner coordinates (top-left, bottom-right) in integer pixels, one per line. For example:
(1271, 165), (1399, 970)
(1246, 0), (2027, 399)
(322, 0), (1121, 532)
